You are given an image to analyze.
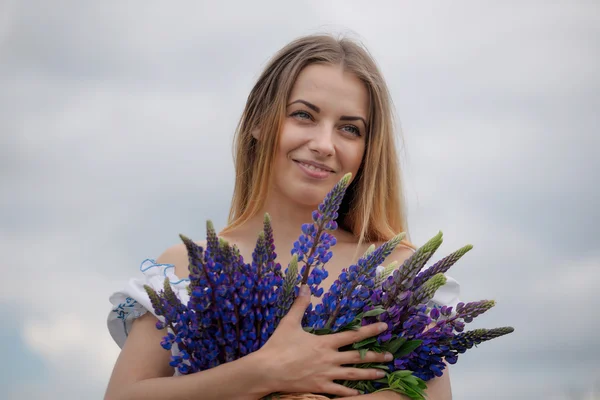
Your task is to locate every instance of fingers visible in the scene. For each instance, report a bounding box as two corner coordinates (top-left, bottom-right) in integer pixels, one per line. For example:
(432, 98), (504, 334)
(329, 322), (388, 348)
(280, 285), (311, 325)
(329, 366), (387, 382)
(335, 350), (393, 366)
(320, 383), (360, 397)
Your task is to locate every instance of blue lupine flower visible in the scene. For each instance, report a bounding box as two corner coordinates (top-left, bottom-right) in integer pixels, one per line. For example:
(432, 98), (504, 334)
(143, 172), (513, 398)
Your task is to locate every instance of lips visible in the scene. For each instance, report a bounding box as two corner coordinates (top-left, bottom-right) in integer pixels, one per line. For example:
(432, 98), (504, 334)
(292, 159), (335, 180)
(293, 159), (335, 173)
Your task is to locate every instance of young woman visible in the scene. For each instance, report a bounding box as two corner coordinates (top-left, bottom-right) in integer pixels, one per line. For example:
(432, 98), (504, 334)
(106, 34), (460, 400)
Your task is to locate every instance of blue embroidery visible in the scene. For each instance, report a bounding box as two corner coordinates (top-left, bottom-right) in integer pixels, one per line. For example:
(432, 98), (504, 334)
(112, 296), (139, 337)
(111, 259), (191, 339)
(139, 258), (190, 285)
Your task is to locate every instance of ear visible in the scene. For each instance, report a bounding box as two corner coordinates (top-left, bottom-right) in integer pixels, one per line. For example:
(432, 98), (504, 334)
(251, 127), (261, 140)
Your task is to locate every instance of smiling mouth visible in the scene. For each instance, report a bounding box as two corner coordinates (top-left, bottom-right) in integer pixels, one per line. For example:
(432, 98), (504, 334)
(294, 160), (335, 173)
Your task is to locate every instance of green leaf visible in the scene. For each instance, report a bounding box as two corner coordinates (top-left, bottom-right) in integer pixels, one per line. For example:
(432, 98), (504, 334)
(362, 308), (387, 318)
(395, 340), (423, 357)
(313, 328), (332, 335)
(358, 348), (368, 360)
(356, 362), (374, 369)
(404, 375), (419, 386)
(371, 364), (390, 371)
(396, 373), (427, 400)
(352, 337), (378, 349)
(366, 382), (377, 393)
(384, 337), (407, 354)
(396, 384), (424, 400)
(390, 370), (413, 378)
(372, 372), (428, 400)
(338, 319), (361, 332)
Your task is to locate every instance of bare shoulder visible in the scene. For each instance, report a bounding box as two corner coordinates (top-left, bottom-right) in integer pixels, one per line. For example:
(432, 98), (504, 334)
(155, 240), (207, 280)
(105, 242), (205, 395)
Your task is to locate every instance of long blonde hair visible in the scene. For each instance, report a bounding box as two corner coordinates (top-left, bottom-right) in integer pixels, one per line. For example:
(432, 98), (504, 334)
(220, 33), (415, 250)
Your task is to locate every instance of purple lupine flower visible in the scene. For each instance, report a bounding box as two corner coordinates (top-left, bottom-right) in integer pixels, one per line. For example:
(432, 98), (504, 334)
(143, 173), (514, 397)
(292, 174), (351, 297)
(276, 255), (301, 322)
(399, 326), (514, 381)
(393, 324), (454, 381)
(250, 229), (284, 348)
(455, 300), (495, 323)
(205, 221), (220, 261)
(309, 233), (404, 331)
(429, 307), (441, 321)
(179, 234), (231, 368)
(214, 239), (244, 361)
(294, 225), (335, 296)
(382, 232), (444, 309)
(446, 327), (515, 354)
(410, 273), (447, 307)
(412, 244), (472, 288)
(400, 304), (432, 339)
(144, 275), (205, 374)
(391, 300), (505, 382)
(262, 214), (278, 263)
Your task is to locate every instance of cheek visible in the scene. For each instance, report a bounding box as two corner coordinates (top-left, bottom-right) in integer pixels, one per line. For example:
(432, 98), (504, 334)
(274, 137), (297, 170)
(277, 123), (302, 158)
(342, 143), (366, 172)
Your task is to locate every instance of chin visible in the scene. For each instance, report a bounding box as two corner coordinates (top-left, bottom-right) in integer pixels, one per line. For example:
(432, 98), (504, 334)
(293, 187), (328, 207)
(277, 180), (330, 209)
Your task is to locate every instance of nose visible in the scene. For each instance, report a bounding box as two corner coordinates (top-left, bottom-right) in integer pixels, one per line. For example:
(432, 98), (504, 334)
(307, 124), (335, 157)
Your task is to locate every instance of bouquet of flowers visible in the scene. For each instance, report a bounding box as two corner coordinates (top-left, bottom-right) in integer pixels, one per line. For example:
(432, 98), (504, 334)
(144, 173), (514, 399)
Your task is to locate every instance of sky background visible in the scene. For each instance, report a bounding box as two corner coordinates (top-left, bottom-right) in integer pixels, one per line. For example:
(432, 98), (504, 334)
(1, 1), (599, 399)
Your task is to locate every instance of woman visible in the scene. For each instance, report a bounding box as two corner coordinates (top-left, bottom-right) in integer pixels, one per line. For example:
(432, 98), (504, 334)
(106, 34), (460, 400)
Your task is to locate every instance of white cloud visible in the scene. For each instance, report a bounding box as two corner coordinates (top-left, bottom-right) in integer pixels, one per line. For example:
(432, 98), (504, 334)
(23, 313), (120, 383)
(532, 255), (600, 302)
(316, 1), (600, 95)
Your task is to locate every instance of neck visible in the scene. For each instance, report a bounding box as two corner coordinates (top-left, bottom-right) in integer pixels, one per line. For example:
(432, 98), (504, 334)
(261, 194), (317, 244)
(232, 191), (320, 258)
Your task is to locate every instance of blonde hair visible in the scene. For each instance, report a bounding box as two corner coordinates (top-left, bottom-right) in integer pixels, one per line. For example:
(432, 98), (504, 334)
(220, 33), (415, 250)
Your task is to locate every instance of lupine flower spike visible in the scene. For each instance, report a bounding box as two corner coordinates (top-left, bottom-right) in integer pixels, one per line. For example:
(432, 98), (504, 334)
(144, 173), (514, 399)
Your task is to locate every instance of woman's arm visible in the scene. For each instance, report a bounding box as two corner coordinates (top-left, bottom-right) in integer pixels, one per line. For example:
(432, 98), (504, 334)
(105, 244), (277, 400)
(105, 245), (393, 400)
(104, 294), (393, 400)
(104, 312), (274, 400)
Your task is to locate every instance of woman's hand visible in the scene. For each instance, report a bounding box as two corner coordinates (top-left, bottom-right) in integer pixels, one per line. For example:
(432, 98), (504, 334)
(257, 285), (393, 397)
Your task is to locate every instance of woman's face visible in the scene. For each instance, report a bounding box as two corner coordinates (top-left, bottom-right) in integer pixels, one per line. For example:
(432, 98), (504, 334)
(270, 63), (369, 208)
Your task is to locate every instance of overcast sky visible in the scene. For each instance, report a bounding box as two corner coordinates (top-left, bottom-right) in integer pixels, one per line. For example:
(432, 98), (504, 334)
(2, 1), (599, 399)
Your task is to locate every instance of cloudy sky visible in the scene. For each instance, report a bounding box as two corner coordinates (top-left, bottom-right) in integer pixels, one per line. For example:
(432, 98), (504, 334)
(2, 1), (599, 399)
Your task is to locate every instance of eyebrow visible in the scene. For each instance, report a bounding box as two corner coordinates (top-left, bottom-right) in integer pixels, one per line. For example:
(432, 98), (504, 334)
(340, 115), (368, 128)
(287, 99), (320, 113)
(287, 99), (368, 128)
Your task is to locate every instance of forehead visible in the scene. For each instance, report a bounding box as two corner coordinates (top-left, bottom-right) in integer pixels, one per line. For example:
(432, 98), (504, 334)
(289, 63), (369, 115)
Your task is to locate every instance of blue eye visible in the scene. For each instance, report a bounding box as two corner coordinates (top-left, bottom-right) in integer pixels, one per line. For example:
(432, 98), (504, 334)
(342, 125), (361, 137)
(291, 111), (312, 120)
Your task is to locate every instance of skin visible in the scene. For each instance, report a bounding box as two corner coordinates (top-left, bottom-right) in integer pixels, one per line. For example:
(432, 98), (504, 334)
(233, 63), (375, 299)
(104, 64), (452, 400)
(272, 62), (368, 210)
